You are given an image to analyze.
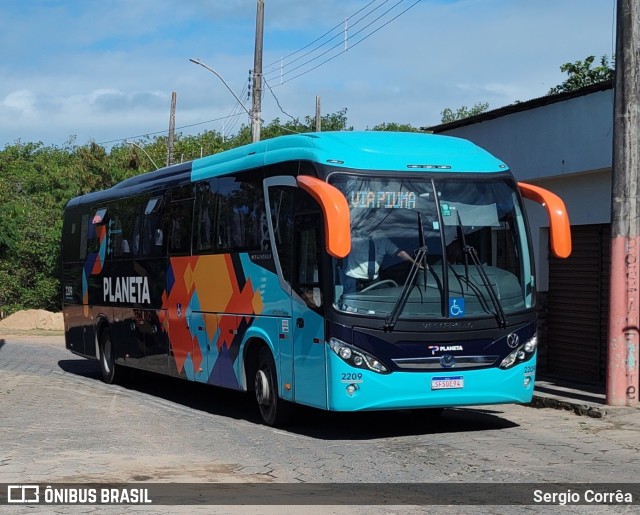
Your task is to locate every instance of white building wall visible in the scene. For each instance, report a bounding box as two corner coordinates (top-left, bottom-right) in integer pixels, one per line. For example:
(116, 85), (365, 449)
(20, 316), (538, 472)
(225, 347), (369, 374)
(439, 88), (613, 180)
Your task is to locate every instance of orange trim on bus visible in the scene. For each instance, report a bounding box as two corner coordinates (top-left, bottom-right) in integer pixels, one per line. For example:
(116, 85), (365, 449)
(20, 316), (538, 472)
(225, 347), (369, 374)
(518, 182), (572, 258)
(296, 175), (351, 258)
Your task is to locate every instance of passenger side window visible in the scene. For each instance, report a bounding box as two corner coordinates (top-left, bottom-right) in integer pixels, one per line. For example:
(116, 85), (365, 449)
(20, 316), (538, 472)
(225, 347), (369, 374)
(168, 199), (193, 256)
(216, 171), (266, 252)
(194, 180), (217, 254)
(87, 207), (108, 255)
(108, 202), (138, 259)
(135, 196), (165, 258)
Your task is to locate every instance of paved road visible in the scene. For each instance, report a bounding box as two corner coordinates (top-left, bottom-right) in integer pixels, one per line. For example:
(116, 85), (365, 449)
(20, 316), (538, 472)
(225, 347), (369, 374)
(1, 335), (639, 513)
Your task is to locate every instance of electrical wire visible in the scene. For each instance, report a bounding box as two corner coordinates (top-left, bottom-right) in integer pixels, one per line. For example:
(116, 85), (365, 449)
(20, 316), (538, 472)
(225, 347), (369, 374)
(263, 0), (392, 80)
(263, 76), (297, 122)
(276, 0), (421, 87)
(222, 80), (251, 139)
(99, 0), (420, 147)
(264, 0), (379, 70)
(97, 115), (234, 146)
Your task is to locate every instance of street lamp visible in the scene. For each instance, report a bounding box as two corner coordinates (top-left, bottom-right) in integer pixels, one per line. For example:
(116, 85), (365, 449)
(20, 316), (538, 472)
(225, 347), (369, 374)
(125, 141), (159, 170)
(189, 58), (254, 138)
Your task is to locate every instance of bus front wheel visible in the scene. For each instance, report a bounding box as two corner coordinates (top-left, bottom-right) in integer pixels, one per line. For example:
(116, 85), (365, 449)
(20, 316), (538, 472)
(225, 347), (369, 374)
(254, 347), (292, 427)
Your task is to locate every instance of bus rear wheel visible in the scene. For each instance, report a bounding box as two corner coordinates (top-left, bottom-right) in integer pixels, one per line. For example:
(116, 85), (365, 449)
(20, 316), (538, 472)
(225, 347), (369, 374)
(254, 347), (292, 427)
(99, 330), (122, 384)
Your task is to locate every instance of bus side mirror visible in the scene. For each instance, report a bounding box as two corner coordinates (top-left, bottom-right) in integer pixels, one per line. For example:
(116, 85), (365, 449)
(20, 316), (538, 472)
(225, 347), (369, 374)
(518, 182), (572, 258)
(296, 176), (351, 258)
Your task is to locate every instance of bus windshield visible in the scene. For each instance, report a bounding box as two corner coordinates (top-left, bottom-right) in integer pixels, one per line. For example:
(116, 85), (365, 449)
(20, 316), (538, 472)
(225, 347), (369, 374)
(329, 172), (534, 322)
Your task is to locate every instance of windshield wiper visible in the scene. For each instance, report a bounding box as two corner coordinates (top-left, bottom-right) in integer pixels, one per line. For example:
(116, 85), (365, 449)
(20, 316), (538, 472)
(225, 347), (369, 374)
(455, 211), (506, 328)
(384, 213), (428, 332)
(464, 245), (507, 329)
(456, 211), (470, 287)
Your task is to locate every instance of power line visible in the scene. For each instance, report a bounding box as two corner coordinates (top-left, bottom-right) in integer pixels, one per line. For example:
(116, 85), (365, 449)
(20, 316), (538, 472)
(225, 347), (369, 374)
(222, 80), (251, 139)
(98, 0), (419, 148)
(97, 115), (234, 146)
(276, 0), (420, 87)
(263, 0), (388, 79)
(263, 76), (297, 122)
(264, 0), (378, 70)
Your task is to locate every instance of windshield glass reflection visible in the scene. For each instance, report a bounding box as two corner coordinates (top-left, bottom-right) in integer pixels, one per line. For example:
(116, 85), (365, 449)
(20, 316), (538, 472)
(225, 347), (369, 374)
(329, 173), (533, 321)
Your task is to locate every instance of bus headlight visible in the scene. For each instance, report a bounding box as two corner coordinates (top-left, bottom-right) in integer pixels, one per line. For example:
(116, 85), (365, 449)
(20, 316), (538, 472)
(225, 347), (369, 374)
(499, 335), (537, 369)
(329, 338), (389, 374)
(523, 336), (537, 353)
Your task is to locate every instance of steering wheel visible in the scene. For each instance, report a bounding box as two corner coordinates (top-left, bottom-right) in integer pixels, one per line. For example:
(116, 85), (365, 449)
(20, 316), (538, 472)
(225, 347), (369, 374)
(360, 279), (399, 292)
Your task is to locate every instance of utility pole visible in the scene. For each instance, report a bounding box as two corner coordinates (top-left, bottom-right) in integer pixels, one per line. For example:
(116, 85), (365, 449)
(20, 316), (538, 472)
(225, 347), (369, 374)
(251, 0), (264, 143)
(315, 96), (321, 132)
(607, 0), (640, 407)
(167, 91), (177, 167)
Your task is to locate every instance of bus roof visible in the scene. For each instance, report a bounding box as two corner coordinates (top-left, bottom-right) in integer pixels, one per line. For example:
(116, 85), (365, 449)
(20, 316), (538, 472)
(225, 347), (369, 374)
(191, 131), (507, 181)
(66, 132), (507, 208)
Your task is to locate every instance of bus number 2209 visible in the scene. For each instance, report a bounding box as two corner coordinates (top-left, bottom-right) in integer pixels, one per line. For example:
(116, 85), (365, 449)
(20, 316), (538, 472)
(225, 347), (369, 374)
(341, 373), (363, 383)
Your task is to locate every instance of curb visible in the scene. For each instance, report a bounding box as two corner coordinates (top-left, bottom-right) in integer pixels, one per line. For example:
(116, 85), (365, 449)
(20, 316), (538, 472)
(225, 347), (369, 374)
(529, 393), (607, 418)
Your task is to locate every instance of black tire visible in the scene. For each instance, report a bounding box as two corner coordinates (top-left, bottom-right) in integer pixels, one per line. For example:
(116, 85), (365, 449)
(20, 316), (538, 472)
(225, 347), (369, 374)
(98, 330), (121, 384)
(254, 347), (292, 427)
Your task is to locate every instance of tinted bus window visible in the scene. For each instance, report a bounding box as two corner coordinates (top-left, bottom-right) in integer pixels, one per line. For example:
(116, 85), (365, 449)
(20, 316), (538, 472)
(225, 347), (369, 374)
(268, 186), (295, 284)
(216, 171), (265, 252)
(62, 209), (83, 263)
(136, 196), (165, 257)
(168, 199), (193, 255)
(87, 207), (108, 255)
(109, 201), (139, 259)
(194, 180), (218, 254)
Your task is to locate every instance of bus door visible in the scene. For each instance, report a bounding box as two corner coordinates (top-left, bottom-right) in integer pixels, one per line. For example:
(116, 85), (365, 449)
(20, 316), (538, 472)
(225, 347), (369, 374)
(291, 204), (327, 409)
(264, 178), (295, 402)
(264, 177), (327, 409)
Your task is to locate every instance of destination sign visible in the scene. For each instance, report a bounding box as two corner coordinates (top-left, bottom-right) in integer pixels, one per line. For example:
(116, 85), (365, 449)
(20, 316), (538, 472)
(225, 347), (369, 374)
(349, 190), (416, 209)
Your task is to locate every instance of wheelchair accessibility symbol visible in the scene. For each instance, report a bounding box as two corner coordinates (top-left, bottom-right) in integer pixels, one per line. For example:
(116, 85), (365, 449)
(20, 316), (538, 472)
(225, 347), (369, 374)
(449, 298), (465, 317)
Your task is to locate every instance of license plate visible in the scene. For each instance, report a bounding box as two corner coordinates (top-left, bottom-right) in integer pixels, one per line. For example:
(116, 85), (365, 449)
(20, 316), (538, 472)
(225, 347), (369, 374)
(431, 376), (464, 390)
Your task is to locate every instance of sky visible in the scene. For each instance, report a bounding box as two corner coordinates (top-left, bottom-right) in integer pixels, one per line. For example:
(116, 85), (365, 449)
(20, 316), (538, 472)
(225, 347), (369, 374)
(0, 0), (616, 149)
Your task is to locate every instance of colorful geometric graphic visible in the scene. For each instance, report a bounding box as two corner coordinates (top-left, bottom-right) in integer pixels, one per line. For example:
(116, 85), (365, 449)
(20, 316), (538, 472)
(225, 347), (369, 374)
(161, 254), (265, 387)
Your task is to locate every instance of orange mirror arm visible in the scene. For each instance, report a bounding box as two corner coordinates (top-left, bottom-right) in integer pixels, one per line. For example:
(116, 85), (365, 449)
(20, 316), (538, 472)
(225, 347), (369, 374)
(296, 176), (351, 258)
(518, 182), (572, 258)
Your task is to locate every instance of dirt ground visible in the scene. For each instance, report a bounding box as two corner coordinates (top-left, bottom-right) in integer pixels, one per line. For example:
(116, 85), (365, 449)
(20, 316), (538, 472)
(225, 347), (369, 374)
(0, 309), (64, 333)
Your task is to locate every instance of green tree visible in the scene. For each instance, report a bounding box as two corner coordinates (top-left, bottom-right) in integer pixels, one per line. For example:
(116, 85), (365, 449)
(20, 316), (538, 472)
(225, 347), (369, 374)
(548, 55), (615, 95)
(440, 102), (490, 124)
(258, 107), (353, 140)
(1, 108), (435, 314)
(369, 122), (422, 132)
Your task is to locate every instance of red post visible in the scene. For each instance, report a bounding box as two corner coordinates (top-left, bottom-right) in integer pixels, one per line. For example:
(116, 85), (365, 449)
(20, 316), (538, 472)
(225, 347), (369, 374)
(607, 0), (640, 406)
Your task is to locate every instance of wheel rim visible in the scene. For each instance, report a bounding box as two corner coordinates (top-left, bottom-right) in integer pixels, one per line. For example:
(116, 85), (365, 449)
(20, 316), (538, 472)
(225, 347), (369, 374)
(255, 369), (272, 406)
(102, 338), (112, 375)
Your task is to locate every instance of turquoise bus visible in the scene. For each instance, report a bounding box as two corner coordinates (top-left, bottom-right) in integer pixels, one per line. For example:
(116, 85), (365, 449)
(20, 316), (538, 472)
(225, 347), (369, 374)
(61, 131), (571, 426)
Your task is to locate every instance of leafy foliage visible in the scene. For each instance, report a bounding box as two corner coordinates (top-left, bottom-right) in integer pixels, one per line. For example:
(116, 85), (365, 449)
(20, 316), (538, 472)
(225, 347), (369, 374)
(548, 55), (615, 95)
(0, 109), (413, 315)
(440, 102), (490, 124)
(369, 122), (421, 132)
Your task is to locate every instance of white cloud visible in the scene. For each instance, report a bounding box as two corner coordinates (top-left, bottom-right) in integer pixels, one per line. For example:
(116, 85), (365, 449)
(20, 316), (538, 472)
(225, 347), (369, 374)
(0, 0), (617, 147)
(2, 90), (37, 115)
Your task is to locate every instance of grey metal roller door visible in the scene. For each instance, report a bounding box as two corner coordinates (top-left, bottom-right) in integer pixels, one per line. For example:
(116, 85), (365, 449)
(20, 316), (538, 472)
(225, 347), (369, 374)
(546, 224), (609, 383)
